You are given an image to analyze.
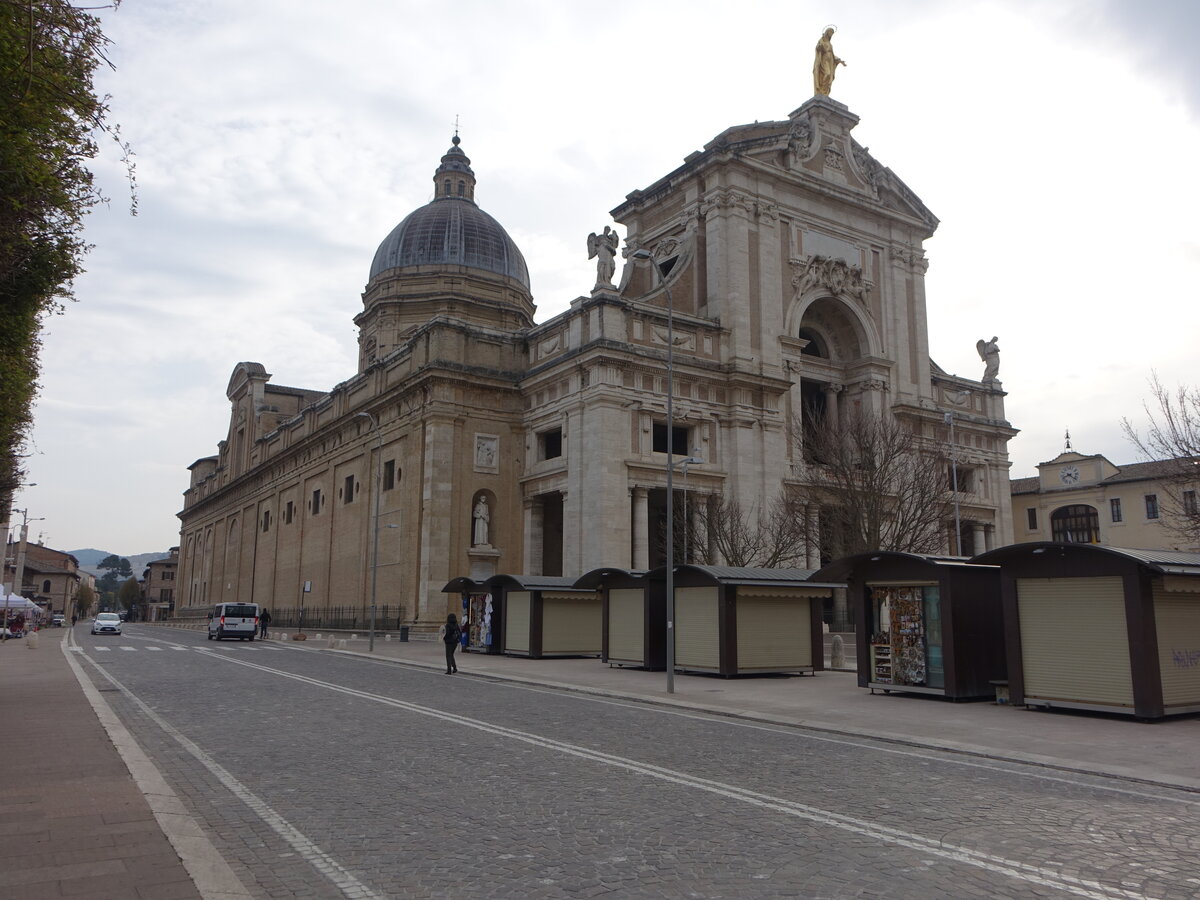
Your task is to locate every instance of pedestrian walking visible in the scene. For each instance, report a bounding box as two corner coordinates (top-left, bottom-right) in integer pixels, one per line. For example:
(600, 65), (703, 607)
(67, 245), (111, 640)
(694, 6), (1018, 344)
(441, 613), (461, 674)
(259, 608), (272, 639)
(71, 614), (78, 627)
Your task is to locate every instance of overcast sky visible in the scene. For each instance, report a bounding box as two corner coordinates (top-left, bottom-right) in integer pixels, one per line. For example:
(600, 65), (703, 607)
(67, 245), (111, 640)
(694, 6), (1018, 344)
(14, 0), (1200, 555)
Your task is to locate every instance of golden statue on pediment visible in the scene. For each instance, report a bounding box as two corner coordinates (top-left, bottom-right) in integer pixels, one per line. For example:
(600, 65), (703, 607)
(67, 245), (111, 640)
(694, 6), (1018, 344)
(813, 26), (846, 96)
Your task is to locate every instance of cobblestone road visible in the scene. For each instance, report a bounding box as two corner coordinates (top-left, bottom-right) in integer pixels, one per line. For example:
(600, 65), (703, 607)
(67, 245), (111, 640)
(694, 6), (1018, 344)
(74, 627), (1200, 899)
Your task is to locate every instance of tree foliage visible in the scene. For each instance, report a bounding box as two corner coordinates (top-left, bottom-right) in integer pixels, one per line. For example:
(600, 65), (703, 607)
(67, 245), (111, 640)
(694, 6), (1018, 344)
(72, 581), (94, 617)
(693, 492), (812, 568)
(1121, 374), (1200, 545)
(98, 553), (132, 577)
(0, 0), (133, 508)
(116, 574), (138, 611)
(797, 407), (951, 558)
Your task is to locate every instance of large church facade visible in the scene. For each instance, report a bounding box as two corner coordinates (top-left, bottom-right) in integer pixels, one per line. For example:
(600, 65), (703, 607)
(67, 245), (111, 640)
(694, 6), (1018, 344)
(177, 95), (1016, 630)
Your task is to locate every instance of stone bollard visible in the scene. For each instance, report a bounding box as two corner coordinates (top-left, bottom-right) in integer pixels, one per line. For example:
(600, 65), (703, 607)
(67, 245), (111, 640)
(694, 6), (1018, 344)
(385, 634), (391, 642)
(830, 634), (845, 669)
(350, 634), (358, 641)
(314, 633), (322, 640)
(26, 630), (39, 649)
(334, 638), (347, 650)
(278, 633), (287, 641)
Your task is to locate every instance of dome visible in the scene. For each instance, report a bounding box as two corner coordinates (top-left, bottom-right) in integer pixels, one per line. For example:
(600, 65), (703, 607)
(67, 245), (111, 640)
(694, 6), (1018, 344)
(368, 137), (530, 289)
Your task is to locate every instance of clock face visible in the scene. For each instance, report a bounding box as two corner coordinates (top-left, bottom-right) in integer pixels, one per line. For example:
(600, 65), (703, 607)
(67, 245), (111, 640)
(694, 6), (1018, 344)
(1060, 465), (1080, 485)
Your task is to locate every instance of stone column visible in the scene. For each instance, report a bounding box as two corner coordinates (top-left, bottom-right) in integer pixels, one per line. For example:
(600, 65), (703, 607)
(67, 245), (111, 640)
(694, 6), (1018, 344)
(631, 487), (649, 570)
(523, 498), (543, 576)
(805, 504), (821, 569)
(823, 384), (841, 430)
(971, 522), (986, 558)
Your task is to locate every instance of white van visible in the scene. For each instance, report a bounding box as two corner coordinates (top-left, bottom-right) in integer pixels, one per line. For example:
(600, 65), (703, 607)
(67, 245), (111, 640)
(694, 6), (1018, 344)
(207, 602), (259, 641)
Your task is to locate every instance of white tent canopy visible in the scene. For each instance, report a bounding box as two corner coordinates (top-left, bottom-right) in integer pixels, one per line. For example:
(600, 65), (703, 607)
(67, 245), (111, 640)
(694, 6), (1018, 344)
(1, 594), (41, 612)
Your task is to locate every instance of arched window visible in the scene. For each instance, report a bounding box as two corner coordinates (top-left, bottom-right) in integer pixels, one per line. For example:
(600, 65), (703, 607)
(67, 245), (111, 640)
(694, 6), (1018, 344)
(797, 327), (827, 357)
(42, 579), (51, 592)
(457, 180), (465, 196)
(443, 178), (451, 196)
(1051, 505), (1100, 543)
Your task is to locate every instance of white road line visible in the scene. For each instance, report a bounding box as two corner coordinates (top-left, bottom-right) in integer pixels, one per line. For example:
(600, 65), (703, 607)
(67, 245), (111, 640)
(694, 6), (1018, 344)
(202, 650), (1153, 900)
(147, 647), (163, 651)
(119, 646), (137, 651)
(93, 646), (111, 651)
(83, 652), (386, 900)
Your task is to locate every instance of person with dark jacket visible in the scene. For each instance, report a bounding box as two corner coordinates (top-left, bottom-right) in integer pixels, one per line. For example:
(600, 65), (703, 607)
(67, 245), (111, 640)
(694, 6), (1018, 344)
(442, 613), (461, 674)
(259, 608), (272, 639)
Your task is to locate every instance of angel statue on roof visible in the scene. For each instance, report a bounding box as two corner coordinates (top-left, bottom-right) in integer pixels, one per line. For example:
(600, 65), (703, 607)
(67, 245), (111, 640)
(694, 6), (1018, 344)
(977, 336), (1000, 383)
(588, 225), (619, 290)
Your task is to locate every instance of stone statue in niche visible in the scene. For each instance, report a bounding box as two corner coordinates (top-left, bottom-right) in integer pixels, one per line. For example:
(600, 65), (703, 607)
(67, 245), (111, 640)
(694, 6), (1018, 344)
(976, 336), (1000, 383)
(813, 26), (846, 96)
(587, 225), (619, 289)
(472, 496), (490, 547)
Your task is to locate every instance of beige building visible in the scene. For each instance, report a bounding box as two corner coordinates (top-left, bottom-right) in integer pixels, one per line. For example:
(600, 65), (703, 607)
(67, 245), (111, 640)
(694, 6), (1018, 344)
(1011, 449), (1200, 552)
(142, 547), (179, 621)
(178, 94), (1016, 631)
(3, 543), (87, 616)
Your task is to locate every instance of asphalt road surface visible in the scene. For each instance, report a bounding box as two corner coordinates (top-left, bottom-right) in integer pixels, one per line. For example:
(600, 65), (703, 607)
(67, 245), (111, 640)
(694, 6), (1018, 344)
(71, 626), (1200, 899)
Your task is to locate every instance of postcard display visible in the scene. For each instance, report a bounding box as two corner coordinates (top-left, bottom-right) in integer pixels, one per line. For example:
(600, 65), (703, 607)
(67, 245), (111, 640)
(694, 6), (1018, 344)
(869, 586), (944, 690)
(466, 593), (495, 651)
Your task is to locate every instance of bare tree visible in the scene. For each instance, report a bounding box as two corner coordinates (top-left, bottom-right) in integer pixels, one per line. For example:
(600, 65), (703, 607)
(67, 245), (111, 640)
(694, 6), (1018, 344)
(1121, 374), (1200, 545)
(798, 406), (951, 557)
(693, 492), (811, 568)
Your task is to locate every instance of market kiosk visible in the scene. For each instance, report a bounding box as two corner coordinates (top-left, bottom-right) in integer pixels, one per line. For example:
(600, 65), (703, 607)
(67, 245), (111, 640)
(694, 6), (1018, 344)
(573, 568), (660, 669)
(442, 577), (503, 655)
(812, 553), (1004, 700)
(973, 543), (1200, 718)
(653, 565), (832, 676)
(488, 574), (602, 659)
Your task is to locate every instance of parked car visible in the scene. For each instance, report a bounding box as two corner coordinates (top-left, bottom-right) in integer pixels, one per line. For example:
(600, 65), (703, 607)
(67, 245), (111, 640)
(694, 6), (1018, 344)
(91, 613), (122, 635)
(51, 614), (65, 627)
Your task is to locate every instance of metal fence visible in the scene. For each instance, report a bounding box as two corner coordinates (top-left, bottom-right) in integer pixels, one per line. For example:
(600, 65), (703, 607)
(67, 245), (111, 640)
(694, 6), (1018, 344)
(170, 604), (407, 633)
(265, 605), (406, 632)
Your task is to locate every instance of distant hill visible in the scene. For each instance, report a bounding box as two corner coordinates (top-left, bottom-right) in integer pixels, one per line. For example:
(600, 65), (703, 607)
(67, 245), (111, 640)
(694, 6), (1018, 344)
(69, 549), (173, 579)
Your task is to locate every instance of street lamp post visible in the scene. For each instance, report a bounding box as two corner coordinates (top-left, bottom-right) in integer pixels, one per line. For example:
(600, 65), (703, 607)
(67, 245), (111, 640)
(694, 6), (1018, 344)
(944, 410), (962, 555)
(355, 412), (383, 652)
(633, 248), (683, 693)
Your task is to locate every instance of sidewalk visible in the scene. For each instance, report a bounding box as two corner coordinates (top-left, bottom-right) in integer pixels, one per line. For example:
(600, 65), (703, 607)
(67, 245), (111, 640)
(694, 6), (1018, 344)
(302, 629), (1200, 791)
(0, 630), (200, 900)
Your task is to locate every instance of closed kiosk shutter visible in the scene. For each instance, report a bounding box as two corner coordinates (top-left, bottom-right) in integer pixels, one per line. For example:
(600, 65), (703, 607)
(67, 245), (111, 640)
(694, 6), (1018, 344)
(736, 593), (811, 671)
(542, 594), (602, 655)
(1017, 576), (1133, 708)
(1152, 587), (1200, 708)
(675, 586), (719, 670)
(608, 589), (645, 664)
(505, 592), (531, 654)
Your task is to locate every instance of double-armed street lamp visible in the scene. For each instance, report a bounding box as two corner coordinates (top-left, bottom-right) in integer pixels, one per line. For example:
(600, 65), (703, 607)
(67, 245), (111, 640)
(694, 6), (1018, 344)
(355, 411), (384, 652)
(632, 247), (691, 694)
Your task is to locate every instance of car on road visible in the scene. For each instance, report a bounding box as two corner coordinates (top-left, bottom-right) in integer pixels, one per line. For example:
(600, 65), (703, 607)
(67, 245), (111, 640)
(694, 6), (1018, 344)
(91, 612), (122, 635)
(207, 602), (259, 641)
(51, 614), (65, 627)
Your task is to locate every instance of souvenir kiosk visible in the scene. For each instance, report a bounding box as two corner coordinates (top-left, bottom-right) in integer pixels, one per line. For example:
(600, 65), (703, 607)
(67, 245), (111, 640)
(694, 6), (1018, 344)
(973, 543), (1200, 718)
(573, 568), (661, 669)
(812, 553), (1005, 700)
(656, 566), (832, 676)
(488, 574), (603, 659)
(442, 577), (502, 655)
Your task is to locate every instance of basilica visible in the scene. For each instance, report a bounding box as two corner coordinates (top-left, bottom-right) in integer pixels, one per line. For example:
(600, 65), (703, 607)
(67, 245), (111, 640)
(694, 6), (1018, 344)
(177, 93), (1016, 630)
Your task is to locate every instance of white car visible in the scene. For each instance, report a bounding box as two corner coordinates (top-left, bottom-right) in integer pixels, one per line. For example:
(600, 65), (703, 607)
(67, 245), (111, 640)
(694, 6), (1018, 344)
(91, 613), (122, 635)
